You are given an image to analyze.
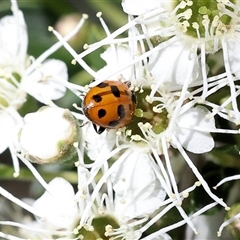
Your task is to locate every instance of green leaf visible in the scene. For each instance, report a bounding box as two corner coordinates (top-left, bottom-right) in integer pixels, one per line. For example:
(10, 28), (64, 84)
(208, 145), (240, 168)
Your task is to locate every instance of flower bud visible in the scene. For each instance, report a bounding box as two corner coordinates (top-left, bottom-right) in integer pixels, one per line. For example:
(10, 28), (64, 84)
(19, 106), (80, 164)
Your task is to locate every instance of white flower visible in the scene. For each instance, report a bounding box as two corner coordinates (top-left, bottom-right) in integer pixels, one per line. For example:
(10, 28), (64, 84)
(15, 175), (91, 239)
(0, 7), (68, 108)
(0, 164), (122, 239)
(0, 1), (70, 175)
(33, 175), (172, 240)
(121, 0), (240, 122)
(19, 106), (80, 164)
(33, 177), (79, 232)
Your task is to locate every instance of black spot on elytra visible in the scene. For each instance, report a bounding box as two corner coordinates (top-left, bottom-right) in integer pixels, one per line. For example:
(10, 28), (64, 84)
(118, 105), (125, 119)
(98, 109), (106, 118)
(111, 85), (120, 98)
(108, 120), (120, 127)
(128, 104), (132, 110)
(97, 82), (109, 88)
(92, 94), (102, 103)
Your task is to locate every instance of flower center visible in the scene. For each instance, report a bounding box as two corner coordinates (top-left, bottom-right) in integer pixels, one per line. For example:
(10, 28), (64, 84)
(173, 0), (237, 52)
(125, 87), (169, 141)
(73, 215), (120, 240)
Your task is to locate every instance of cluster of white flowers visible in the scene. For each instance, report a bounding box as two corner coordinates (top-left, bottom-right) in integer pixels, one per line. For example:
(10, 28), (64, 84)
(0, 0), (70, 177)
(1, 0), (240, 239)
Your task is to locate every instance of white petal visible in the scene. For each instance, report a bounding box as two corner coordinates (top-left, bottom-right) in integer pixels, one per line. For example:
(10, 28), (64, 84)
(97, 45), (133, 80)
(23, 59), (68, 103)
(83, 124), (116, 161)
(33, 177), (78, 230)
(122, 0), (166, 15)
(149, 42), (199, 85)
(0, 110), (22, 153)
(0, 112), (15, 153)
(174, 106), (215, 154)
(0, 10), (27, 69)
(152, 234), (173, 240)
(112, 151), (166, 218)
(227, 33), (240, 78)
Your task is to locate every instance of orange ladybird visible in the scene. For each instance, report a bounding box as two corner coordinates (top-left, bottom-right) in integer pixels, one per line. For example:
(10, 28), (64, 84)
(82, 80), (136, 134)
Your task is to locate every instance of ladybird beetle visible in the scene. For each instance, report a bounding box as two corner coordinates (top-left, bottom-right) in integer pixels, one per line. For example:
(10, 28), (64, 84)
(82, 80), (136, 134)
